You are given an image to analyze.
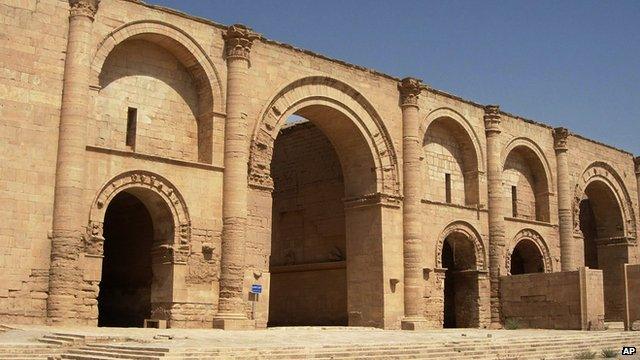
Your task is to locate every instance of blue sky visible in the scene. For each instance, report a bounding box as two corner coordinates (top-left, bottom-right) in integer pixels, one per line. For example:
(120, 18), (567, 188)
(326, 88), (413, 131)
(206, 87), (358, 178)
(148, 0), (640, 154)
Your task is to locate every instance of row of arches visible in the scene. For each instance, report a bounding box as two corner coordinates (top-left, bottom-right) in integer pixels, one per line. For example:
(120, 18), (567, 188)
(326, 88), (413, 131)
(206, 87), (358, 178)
(85, 19), (636, 329)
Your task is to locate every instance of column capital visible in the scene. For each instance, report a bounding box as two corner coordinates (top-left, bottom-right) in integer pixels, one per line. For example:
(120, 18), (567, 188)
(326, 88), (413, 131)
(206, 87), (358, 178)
(223, 24), (260, 61)
(634, 157), (640, 175)
(553, 127), (570, 152)
(398, 77), (422, 108)
(69, 0), (100, 20)
(483, 104), (501, 134)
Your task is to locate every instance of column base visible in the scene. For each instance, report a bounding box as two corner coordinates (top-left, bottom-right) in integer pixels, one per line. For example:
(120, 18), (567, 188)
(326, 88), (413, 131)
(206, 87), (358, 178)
(401, 316), (430, 330)
(213, 313), (255, 330)
(489, 321), (503, 330)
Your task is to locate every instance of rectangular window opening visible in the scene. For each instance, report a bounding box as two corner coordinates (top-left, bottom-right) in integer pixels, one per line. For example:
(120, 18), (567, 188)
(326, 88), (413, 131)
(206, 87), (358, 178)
(126, 107), (137, 149)
(445, 173), (452, 204)
(511, 185), (518, 217)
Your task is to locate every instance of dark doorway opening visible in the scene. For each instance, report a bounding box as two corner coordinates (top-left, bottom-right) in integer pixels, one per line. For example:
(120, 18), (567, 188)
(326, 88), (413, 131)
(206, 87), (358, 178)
(441, 233), (478, 328)
(579, 199), (599, 269)
(268, 117), (348, 327)
(98, 191), (153, 327)
(510, 240), (544, 275)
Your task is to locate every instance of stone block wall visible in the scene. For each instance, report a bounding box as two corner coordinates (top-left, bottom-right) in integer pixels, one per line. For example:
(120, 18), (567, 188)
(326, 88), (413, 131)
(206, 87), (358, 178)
(500, 268), (604, 330)
(624, 264), (640, 329)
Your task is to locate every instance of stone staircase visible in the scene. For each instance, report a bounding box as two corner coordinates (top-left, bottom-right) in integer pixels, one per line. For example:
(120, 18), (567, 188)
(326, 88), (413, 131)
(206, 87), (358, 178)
(48, 332), (640, 360)
(0, 344), (62, 359)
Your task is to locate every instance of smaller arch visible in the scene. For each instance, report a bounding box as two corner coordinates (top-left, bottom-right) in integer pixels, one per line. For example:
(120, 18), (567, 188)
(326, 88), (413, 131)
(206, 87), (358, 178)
(505, 229), (553, 275)
(436, 221), (487, 270)
(573, 161), (636, 240)
(88, 170), (191, 251)
(502, 137), (554, 222)
(420, 107), (485, 172)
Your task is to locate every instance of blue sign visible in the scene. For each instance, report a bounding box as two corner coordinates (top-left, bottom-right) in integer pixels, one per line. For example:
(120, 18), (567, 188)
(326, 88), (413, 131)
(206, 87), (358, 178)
(250, 284), (262, 294)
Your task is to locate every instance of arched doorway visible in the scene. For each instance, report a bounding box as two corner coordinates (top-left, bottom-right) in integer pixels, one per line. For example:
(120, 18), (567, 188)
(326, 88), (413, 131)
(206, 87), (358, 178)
(510, 239), (544, 275)
(441, 232), (479, 328)
(92, 177), (181, 327)
(98, 191), (154, 327)
(268, 116), (348, 326)
(577, 179), (627, 320)
(248, 77), (401, 329)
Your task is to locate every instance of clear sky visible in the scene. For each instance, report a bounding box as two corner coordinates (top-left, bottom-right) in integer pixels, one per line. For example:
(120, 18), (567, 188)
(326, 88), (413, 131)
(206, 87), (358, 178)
(148, 0), (640, 154)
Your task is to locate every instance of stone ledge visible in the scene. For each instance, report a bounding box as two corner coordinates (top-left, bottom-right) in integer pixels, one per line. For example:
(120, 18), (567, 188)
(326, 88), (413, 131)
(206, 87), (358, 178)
(270, 261), (346, 274)
(86, 145), (224, 171)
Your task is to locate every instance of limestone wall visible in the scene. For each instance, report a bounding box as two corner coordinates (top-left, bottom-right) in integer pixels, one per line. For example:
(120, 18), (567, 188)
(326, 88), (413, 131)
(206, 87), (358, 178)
(0, 0), (637, 328)
(500, 268), (604, 330)
(624, 264), (640, 329)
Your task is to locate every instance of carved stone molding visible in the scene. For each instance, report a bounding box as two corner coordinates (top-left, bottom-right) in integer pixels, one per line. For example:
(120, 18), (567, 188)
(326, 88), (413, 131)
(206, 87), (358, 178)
(343, 192), (402, 209)
(223, 24), (260, 61)
(483, 105), (501, 134)
(398, 77), (422, 108)
(435, 221), (487, 270)
(153, 244), (188, 264)
(84, 220), (104, 256)
(505, 228), (553, 275)
(553, 127), (570, 152)
(69, 0), (100, 20)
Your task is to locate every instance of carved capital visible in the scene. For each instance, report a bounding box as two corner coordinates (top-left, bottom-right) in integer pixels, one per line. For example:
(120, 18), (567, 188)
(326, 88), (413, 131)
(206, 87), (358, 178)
(223, 24), (260, 61)
(553, 127), (570, 152)
(634, 157), (640, 176)
(69, 0), (100, 20)
(483, 104), (501, 134)
(398, 77), (422, 108)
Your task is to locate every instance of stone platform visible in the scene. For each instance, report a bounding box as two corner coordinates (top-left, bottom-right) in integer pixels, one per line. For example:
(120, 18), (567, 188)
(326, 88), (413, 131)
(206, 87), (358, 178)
(0, 324), (639, 359)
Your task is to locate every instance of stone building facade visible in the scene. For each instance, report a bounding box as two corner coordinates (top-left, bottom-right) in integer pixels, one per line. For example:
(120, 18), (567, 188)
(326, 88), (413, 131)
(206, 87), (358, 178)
(0, 0), (638, 329)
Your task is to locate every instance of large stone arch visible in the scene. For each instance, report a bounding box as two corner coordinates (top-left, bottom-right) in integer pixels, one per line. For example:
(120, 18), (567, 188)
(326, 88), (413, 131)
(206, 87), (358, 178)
(248, 76), (400, 197)
(86, 170), (191, 260)
(90, 20), (224, 114)
(505, 228), (553, 275)
(436, 221), (487, 270)
(573, 161), (636, 240)
(502, 137), (554, 222)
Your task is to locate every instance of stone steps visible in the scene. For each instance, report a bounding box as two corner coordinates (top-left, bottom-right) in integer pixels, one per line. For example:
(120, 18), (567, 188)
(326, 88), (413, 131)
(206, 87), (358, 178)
(0, 331), (635, 360)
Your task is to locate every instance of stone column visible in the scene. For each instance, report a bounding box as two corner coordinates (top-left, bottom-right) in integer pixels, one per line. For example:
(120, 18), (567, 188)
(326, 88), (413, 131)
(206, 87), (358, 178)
(213, 24), (259, 330)
(398, 78), (429, 330)
(484, 105), (505, 328)
(47, 0), (99, 325)
(554, 127), (576, 271)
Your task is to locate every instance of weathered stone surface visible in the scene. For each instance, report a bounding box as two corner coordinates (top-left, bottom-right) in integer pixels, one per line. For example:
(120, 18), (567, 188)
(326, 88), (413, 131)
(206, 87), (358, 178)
(0, 0), (638, 330)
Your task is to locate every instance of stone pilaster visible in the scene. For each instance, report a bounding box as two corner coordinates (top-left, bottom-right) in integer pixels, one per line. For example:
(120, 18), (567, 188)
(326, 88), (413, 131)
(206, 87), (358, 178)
(214, 24), (259, 330)
(554, 127), (576, 271)
(398, 77), (429, 330)
(47, 0), (100, 325)
(484, 104), (505, 328)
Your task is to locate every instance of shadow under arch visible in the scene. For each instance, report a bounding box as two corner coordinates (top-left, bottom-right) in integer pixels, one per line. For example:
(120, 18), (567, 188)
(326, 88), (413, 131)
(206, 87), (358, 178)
(85, 170), (191, 326)
(505, 228), (553, 275)
(436, 221), (488, 328)
(247, 77), (402, 329)
(573, 161), (636, 321)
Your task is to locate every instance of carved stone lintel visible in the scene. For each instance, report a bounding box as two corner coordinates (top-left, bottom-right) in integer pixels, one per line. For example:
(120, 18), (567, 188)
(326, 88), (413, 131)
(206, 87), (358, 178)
(343, 192), (402, 209)
(69, 0), (100, 20)
(223, 24), (260, 61)
(634, 157), (640, 176)
(398, 77), (422, 108)
(553, 127), (570, 152)
(483, 105), (501, 134)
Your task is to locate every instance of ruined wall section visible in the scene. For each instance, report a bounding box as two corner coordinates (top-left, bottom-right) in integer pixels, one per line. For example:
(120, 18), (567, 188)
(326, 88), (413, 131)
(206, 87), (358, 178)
(0, 0), (70, 323)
